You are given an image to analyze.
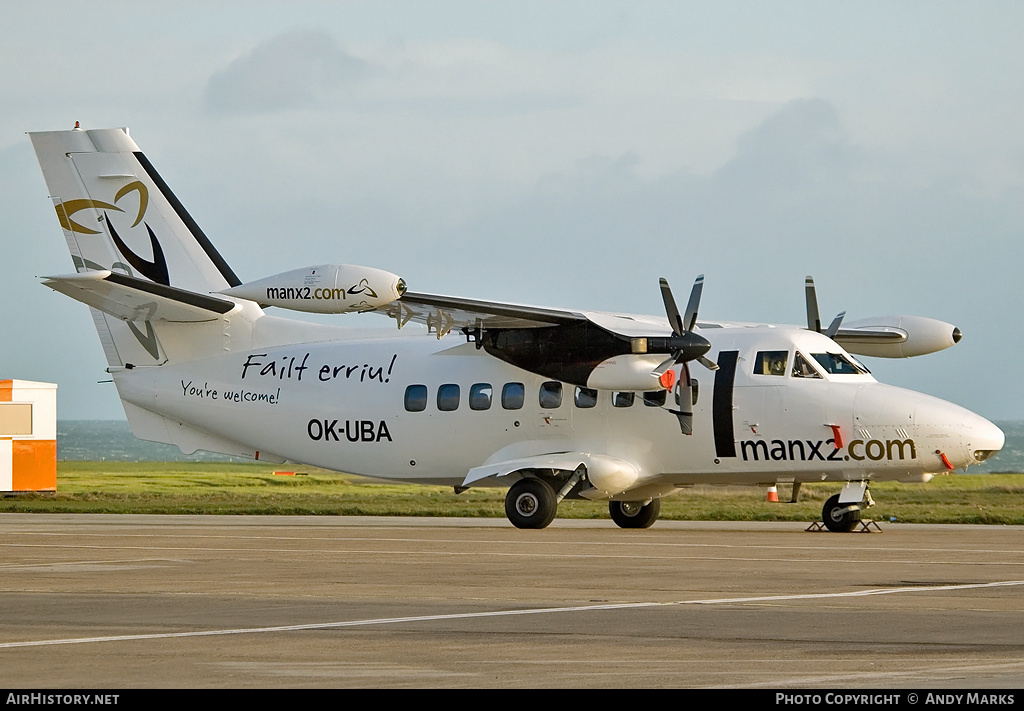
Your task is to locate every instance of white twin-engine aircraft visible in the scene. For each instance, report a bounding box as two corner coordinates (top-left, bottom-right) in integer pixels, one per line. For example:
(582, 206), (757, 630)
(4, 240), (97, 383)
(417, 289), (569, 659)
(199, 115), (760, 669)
(30, 126), (1004, 531)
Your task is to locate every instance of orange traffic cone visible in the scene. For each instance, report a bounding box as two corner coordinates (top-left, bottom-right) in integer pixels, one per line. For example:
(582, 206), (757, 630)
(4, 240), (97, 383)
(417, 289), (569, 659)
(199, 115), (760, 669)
(766, 485), (779, 503)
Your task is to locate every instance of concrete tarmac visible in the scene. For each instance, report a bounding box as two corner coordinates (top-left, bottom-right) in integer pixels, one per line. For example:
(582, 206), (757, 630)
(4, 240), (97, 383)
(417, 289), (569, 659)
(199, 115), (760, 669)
(2, 514), (1024, 689)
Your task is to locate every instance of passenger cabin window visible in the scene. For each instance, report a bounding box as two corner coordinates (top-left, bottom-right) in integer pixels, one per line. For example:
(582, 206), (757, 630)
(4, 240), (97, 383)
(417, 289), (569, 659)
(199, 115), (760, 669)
(643, 390), (667, 407)
(613, 392), (634, 408)
(574, 387), (597, 408)
(539, 381), (563, 409)
(437, 383), (461, 411)
(791, 353), (822, 379)
(754, 350), (788, 376)
(405, 384), (428, 412)
(502, 382), (525, 410)
(469, 383), (493, 410)
(812, 352), (868, 375)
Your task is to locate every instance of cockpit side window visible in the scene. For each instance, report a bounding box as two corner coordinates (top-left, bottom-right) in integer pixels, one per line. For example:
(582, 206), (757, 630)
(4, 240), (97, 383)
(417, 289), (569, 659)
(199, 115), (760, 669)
(812, 352), (868, 375)
(792, 352), (823, 379)
(753, 351), (788, 376)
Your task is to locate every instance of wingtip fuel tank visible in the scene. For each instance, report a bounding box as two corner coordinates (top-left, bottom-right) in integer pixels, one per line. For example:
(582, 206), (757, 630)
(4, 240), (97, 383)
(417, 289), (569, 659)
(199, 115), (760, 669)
(837, 315), (961, 358)
(221, 264), (406, 314)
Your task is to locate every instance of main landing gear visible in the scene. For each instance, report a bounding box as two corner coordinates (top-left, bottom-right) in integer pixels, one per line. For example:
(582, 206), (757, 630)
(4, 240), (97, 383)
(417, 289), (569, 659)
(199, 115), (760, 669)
(503, 474), (664, 530)
(505, 478), (558, 529)
(609, 499), (661, 529)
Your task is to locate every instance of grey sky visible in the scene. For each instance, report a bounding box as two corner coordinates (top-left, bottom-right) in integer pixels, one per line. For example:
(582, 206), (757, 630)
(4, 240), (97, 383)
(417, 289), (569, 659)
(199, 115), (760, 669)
(1, 1), (1022, 420)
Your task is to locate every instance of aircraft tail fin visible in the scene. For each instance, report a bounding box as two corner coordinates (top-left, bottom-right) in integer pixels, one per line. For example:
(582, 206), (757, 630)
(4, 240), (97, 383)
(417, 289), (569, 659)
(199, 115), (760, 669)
(30, 126), (244, 367)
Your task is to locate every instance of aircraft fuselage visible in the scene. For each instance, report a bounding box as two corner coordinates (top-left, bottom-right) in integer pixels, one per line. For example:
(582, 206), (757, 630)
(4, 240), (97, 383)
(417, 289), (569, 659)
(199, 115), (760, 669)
(112, 318), (1002, 499)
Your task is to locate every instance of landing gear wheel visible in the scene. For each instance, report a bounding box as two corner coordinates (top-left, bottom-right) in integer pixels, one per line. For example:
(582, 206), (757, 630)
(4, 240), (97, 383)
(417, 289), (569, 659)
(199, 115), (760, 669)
(609, 499), (661, 529)
(822, 494), (861, 532)
(505, 478), (558, 529)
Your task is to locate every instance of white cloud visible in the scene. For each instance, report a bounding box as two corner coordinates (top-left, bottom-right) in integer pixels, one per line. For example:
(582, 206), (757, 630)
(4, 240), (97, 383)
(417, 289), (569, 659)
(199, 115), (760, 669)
(204, 30), (367, 114)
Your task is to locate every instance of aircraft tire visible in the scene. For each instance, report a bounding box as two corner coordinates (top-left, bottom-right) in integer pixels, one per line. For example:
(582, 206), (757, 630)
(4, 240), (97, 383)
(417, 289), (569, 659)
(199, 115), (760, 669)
(505, 478), (558, 529)
(822, 494), (861, 532)
(609, 499), (661, 529)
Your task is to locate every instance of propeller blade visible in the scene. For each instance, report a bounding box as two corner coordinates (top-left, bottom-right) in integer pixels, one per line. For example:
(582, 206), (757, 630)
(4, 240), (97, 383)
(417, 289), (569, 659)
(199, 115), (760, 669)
(805, 275), (821, 333)
(824, 311), (846, 339)
(652, 356), (677, 378)
(682, 274), (704, 334)
(659, 277), (684, 335)
(669, 408), (693, 436)
(697, 355), (719, 371)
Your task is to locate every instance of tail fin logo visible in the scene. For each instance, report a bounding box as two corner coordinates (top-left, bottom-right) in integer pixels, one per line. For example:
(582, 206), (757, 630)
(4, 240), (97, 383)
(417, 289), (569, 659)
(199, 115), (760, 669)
(56, 180), (170, 286)
(106, 219), (169, 286)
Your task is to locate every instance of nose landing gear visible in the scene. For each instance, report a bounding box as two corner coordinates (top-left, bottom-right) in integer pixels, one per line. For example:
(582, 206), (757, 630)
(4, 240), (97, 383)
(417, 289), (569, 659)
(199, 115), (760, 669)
(820, 481), (875, 532)
(822, 494), (862, 532)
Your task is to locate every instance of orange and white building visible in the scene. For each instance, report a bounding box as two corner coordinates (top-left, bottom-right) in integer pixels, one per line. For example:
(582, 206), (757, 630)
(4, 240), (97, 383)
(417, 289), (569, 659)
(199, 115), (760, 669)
(0, 380), (57, 492)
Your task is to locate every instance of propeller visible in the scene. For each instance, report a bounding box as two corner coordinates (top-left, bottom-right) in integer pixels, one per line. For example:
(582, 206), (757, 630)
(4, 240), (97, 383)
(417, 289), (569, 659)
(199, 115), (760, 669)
(652, 275), (718, 376)
(652, 275), (717, 436)
(805, 276), (845, 338)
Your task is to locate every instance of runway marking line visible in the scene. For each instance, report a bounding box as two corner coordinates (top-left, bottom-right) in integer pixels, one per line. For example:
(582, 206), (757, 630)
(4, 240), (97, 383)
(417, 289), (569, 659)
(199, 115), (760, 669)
(2, 579), (1023, 650)
(4, 542), (1023, 568)
(7, 528), (1024, 558)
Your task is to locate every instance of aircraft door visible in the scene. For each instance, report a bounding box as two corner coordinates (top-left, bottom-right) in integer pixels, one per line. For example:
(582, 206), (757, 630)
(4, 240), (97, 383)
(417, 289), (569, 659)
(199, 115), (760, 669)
(736, 350), (791, 471)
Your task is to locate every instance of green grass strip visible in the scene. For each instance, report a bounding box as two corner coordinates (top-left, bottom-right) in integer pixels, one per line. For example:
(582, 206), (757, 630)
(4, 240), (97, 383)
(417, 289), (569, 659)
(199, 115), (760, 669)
(1, 462), (1022, 524)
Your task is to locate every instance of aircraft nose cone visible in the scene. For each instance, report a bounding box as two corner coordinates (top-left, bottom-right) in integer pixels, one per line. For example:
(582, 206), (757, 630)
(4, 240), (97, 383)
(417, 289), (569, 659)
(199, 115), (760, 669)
(964, 413), (1004, 464)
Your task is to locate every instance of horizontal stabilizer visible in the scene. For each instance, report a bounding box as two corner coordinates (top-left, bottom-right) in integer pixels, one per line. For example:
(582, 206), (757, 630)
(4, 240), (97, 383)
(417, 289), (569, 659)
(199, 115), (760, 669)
(42, 271), (238, 323)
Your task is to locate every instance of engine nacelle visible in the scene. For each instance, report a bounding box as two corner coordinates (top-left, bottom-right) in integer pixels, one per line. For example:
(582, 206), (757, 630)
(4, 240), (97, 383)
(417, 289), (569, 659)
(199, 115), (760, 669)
(585, 354), (670, 391)
(221, 264), (406, 314)
(837, 315), (961, 358)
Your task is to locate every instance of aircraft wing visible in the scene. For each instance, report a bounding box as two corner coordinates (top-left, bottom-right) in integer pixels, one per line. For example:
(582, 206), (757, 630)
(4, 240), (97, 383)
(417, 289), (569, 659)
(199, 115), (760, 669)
(372, 288), (705, 390)
(382, 291), (587, 335)
(380, 291), (676, 338)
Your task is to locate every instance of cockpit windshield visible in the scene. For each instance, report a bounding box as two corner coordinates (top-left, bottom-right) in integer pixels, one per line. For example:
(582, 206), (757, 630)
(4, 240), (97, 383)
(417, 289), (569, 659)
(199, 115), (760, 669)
(811, 352), (869, 375)
(791, 352), (822, 379)
(847, 353), (872, 374)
